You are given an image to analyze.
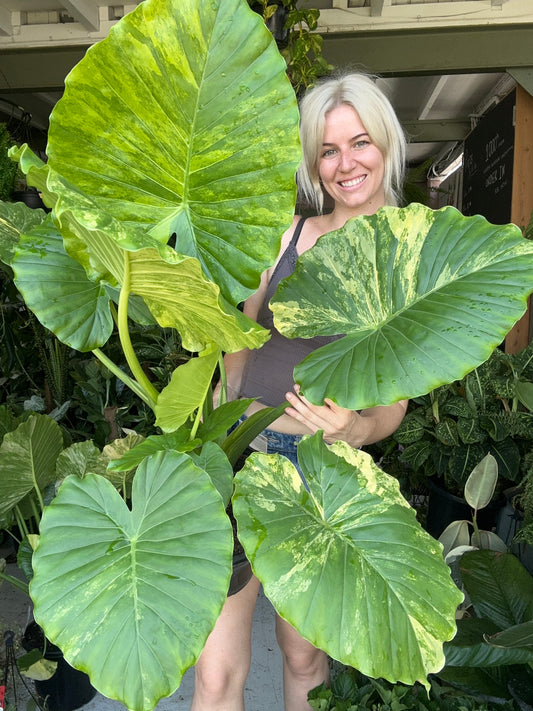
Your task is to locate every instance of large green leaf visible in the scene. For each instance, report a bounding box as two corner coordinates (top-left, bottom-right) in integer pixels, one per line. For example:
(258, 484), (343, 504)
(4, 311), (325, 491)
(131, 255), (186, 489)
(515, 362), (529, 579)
(232, 433), (463, 686)
(0, 414), (63, 518)
(45, 0), (301, 304)
(30, 451), (233, 711)
(36, 170), (270, 352)
(127, 247), (269, 352)
(11, 216), (114, 351)
(271, 204), (533, 409)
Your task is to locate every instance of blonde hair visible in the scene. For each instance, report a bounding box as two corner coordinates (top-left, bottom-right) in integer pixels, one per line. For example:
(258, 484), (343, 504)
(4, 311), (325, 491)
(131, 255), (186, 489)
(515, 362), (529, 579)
(297, 72), (406, 212)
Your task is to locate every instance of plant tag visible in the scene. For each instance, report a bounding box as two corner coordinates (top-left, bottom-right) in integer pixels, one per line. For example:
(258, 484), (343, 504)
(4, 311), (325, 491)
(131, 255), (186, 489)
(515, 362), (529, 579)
(249, 434), (268, 453)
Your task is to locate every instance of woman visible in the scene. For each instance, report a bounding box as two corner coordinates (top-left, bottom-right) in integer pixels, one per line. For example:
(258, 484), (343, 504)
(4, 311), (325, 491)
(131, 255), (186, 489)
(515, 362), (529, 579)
(191, 72), (409, 711)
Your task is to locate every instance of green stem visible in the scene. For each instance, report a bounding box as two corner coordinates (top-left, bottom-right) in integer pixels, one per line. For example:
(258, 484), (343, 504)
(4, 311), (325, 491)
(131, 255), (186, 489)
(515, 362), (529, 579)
(118, 255), (160, 408)
(473, 368), (483, 411)
(471, 512), (481, 549)
(92, 349), (156, 409)
(29, 498), (42, 532)
(190, 406), (203, 441)
(218, 353), (227, 406)
(14, 506), (30, 539)
(0, 570), (29, 596)
(430, 390), (440, 424)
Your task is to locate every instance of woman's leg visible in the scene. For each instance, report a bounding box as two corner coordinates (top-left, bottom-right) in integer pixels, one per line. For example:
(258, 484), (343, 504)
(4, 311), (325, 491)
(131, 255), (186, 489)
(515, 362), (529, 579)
(275, 614), (330, 711)
(191, 575), (261, 711)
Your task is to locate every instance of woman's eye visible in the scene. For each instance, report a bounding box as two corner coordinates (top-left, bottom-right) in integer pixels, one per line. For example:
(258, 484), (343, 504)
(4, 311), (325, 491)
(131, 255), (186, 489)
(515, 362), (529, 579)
(353, 139), (370, 150)
(322, 148), (336, 158)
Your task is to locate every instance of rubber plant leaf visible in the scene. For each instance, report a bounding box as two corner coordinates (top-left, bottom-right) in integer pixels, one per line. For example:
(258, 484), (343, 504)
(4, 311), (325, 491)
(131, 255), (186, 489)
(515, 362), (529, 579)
(233, 432), (463, 687)
(464, 453), (498, 511)
(45, 0), (301, 305)
(0, 414), (63, 518)
(270, 204), (533, 409)
(11, 216), (114, 351)
(485, 620), (533, 649)
(443, 618), (533, 667)
(0, 200), (47, 265)
(460, 549), (533, 630)
(30, 451), (233, 711)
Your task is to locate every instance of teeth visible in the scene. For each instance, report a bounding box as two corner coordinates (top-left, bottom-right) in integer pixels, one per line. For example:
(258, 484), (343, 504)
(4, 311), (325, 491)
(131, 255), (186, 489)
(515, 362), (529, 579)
(340, 176), (365, 187)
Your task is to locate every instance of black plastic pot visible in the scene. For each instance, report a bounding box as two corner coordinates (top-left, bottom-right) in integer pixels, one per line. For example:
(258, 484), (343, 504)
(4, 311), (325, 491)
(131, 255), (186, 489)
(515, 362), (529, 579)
(496, 487), (533, 574)
(22, 622), (96, 711)
(425, 478), (501, 539)
(11, 189), (47, 210)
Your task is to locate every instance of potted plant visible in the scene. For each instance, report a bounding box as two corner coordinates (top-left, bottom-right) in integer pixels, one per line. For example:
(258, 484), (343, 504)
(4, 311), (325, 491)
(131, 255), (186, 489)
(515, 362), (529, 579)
(0, 1), (533, 709)
(433, 454), (533, 707)
(385, 344), (533, 536)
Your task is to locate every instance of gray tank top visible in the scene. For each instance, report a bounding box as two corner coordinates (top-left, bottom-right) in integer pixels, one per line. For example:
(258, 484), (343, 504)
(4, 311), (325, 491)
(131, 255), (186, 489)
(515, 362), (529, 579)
(240, 218), (340, 406)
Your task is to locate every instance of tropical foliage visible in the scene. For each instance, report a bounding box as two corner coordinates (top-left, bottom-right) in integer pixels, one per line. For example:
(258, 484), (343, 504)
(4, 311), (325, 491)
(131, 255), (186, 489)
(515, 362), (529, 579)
(0, 1), (533, 710)
(390, 343), (533, 493)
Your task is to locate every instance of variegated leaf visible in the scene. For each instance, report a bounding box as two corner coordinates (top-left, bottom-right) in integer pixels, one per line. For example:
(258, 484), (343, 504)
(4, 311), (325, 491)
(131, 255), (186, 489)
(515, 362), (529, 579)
(233, 432), (463, 686)
(271, 204), (533, 409)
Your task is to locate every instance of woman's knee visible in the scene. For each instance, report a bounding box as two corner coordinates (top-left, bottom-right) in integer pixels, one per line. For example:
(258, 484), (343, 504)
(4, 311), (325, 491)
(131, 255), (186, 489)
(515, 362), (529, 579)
(276, 618), (328, 679)
(194, 656), (248, 703)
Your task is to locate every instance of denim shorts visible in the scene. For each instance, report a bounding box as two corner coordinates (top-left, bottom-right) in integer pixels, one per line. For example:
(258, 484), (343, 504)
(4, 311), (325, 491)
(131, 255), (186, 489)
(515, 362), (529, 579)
(238, 417), (309, 490)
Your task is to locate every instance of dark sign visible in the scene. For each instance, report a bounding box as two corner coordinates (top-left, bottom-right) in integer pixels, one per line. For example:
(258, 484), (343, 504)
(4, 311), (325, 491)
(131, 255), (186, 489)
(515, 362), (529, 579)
(462, 89), (515, 224)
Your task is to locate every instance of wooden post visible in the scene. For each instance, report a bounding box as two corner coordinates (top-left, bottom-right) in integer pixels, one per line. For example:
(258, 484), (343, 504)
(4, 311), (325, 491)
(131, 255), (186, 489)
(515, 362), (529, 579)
(505, 84), (533, 353)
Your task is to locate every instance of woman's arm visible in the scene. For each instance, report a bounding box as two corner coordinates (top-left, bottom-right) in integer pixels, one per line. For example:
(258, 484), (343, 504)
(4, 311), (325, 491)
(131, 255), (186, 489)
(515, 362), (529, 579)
(285, 385), (407, 448)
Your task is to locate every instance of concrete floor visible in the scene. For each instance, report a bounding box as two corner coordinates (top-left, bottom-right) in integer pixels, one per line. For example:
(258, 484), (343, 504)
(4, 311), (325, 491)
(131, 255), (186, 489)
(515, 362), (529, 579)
(0, 544), (283, 711)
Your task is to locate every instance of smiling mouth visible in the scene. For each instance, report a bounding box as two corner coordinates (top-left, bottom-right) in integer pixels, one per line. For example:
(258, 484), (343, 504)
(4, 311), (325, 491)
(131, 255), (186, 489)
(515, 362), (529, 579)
(339, 175), (366, 188)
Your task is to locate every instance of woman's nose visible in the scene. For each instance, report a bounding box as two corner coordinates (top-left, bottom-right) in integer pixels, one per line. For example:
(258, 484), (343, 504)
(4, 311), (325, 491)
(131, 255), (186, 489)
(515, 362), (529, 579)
(339, 149), (355, 172)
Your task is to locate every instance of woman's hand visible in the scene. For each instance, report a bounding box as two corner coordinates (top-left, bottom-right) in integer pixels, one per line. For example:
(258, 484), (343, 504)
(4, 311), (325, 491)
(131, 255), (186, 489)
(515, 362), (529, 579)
(285, 385), (407, 448)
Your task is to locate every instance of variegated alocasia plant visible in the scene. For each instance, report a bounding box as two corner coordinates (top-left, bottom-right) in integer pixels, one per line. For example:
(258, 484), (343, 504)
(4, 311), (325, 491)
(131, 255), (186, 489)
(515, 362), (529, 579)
(1, 0), (533, 709)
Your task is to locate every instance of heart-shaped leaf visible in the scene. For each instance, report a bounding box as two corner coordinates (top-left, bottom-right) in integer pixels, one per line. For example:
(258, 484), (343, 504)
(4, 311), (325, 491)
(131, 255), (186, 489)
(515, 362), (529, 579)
(271, 204), (533, 409)
(46, 0), (300, 305)
(233, 433), (463, 686)
(31, 450), (233, 711)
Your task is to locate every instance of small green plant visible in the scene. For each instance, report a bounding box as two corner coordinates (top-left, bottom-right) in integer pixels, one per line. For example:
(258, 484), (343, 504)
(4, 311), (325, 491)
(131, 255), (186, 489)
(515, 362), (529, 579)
(430, 454), (533, 707)
(308, 664), (517, 710)
(388, 344), (533, 496)
(250, 0), (333, 93)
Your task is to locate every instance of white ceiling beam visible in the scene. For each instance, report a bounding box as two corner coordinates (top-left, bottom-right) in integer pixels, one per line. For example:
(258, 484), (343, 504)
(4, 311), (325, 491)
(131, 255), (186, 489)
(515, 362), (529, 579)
(319, 0), (533, 32)
(59, 0), (99, 31)
(418, 76), (449, 121)
(0, 5), (12, 36)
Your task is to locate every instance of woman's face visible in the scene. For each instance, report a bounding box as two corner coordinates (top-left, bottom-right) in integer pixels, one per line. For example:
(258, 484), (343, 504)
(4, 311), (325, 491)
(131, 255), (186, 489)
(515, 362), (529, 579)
(318, 103), (386, 216)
